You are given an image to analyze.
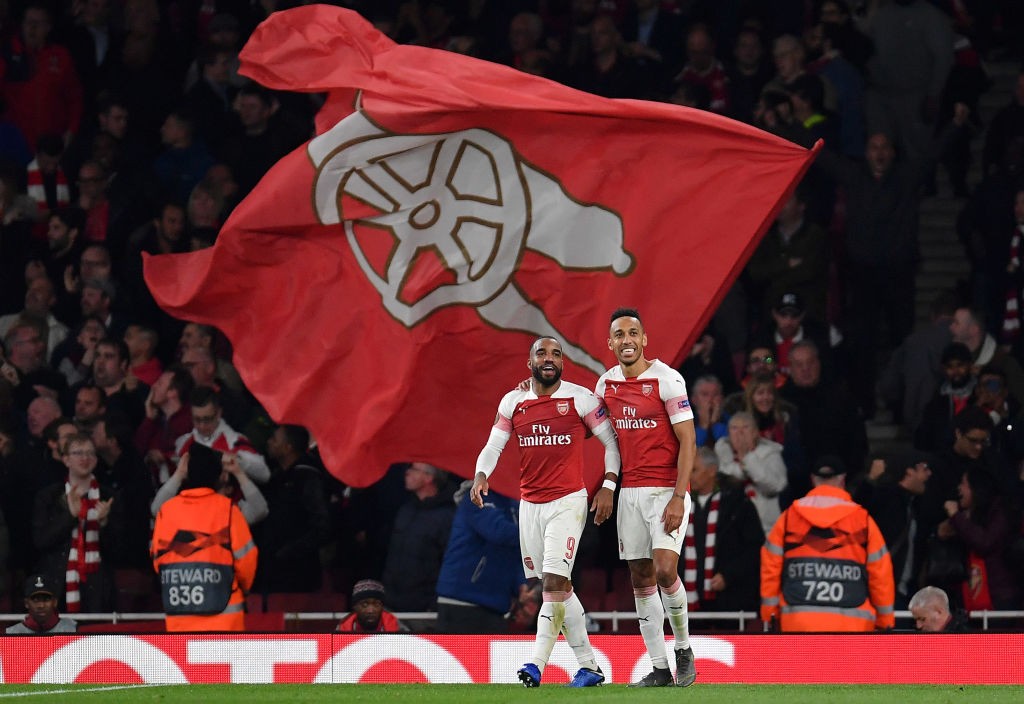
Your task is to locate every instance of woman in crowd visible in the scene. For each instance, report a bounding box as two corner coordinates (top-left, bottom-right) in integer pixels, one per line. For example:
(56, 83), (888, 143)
(938, 468), (1021, 610)
(743, 371), (806, 506)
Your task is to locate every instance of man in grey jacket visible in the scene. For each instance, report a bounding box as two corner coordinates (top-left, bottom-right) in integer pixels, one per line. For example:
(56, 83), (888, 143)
(5, 574), (77, 634)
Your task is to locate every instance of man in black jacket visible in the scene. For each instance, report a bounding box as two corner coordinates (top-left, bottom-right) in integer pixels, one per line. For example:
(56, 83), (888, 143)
(255, 424), (330, 593)
(854, 450), (935, 610)
(681, 447), (764, 622)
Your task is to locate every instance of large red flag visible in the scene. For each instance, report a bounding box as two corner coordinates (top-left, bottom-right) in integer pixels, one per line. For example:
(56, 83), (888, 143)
(144, 6), (819, 498)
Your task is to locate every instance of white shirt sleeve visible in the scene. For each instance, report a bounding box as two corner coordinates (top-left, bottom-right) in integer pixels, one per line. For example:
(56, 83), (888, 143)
(592, 420), (621, 477)
(475, 425), (511, 478)
(475, 393), (516, 478)
(236, 449), (271, 484)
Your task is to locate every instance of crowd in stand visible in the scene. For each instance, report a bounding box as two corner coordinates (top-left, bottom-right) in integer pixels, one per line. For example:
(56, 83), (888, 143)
(1, 0), (1024, 630)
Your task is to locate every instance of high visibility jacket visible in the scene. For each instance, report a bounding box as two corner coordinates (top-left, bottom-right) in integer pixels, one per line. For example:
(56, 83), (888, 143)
(152, 488), (257, 631)
(761, 485), (895, 632)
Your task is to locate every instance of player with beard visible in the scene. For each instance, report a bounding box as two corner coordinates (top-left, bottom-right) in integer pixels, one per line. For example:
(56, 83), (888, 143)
(595, 308), (697, 687)
(472, 336), (620, 688)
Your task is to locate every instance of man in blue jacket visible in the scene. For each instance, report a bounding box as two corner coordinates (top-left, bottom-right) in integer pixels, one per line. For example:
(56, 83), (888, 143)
(436, 480), (526, 633)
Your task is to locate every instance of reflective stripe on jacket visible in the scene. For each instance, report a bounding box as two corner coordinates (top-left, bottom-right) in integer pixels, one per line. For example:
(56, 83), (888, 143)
(152, 488), (258, 631)
(760, 484), (895, 632)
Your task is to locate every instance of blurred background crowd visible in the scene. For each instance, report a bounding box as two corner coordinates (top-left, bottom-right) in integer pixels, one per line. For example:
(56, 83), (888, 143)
(1, 0), (1023, 631)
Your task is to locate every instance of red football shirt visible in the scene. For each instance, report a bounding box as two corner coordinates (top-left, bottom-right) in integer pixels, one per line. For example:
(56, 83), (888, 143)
(596, 359), (693, 488)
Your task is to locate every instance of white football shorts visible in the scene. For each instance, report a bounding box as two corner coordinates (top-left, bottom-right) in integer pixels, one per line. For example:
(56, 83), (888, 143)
(518, 489), (588, 579)
(617, 486), (690, 560)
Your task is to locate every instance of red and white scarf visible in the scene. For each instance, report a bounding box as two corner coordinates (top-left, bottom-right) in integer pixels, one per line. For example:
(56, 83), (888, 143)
(683, 491), (720, 609)
(65, 479), (102, 612)
(26, 158), (70, 219)
(1003, 226), (1023, 342)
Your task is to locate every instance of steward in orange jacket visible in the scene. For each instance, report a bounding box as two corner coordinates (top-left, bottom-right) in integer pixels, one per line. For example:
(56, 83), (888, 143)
(761, 455), (895, 632)
(152, 445), (257, 631)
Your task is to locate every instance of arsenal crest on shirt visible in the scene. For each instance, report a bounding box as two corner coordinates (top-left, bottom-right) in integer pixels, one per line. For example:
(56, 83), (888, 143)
(642, 383), (654, 396)
(556, 401), (570, 416)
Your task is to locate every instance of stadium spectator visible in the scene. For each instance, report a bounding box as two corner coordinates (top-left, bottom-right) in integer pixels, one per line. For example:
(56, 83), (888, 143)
(5, 574), (77, 634)
(73, 382), (106, 431)
(91, 413), (154, 571)
(741, 372), (806, 506)
(153, 109), (215, 204)
(255, 424), (330, 593)
(909, 585), (969, 632)
(565, 14), (647, 99)
(124, 324), (162, 386)
(3, 319), (67, 411)
(746, 189), (829, 327)
(780, 340), (867, 481)
(727, 27), (773, 125)
(32, 433), (114, 613)
(39, 206), (87, 298)
(178, 322), (244, 393)
(878, 290), (959, 434)
(52, 315), (106, 387)
(950, 305), (1024, 406)
(89, 337), (146, 426)
(151, 442), (268, 526)
(174, 386), (266, 481)
(337, 579), (407, 633)
(0, 276), (69, 364)
(25, 134), (70, 229)
(183, 43), (239, 153)
(938, 468), (1021, 610)
(78, 278), (127, 340)
(673, 24), (728, 113)
(715, 411), (787, 534)
(763, 292), (832, 378)
(134, 365), (193, 483)
(2, 3), (84, 150)
(436, 480), (523, 633)
(690, 374), (728, 449)
(854, 451), (936, 610)
(865, 0), (953, 166)
(682, 447), (763, 617)
(220, 84), (301, 199)
(381, 462), (456, 614)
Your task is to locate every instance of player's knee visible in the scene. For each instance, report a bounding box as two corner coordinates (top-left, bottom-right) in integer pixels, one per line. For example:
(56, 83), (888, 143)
(655, 568), (677, 588)
(542, 573), (570, 592)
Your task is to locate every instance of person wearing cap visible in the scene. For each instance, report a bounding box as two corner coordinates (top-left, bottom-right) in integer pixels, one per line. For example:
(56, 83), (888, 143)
(5, 574), (77, 634)
(853, 451), (935, 610)
(151, 444), (258, 631)
(337, 579), (407, 633)
(766, 292), (834, 379)
(761, 454), (895, 632)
